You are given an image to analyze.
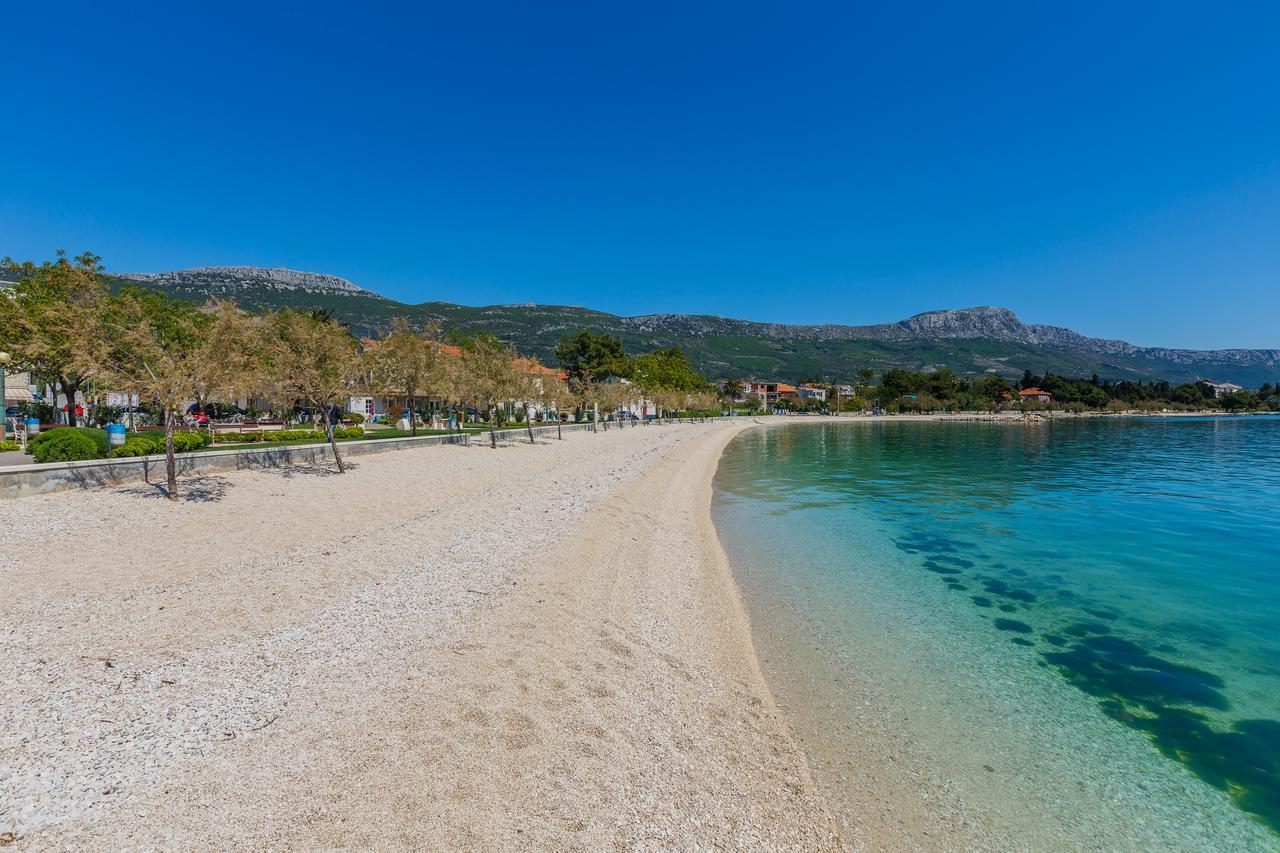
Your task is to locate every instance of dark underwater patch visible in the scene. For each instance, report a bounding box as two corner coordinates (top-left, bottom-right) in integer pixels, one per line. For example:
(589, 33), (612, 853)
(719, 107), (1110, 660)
(1036, 625), (1280, 833)
(894, 532), (975, 556)
(971, 596), (993, 608)
(994, 618), (1033, 634)
(1064, 622), (1111, 637)
(1101, 703), (1280, 834)
(1011, 637), (1035, 647)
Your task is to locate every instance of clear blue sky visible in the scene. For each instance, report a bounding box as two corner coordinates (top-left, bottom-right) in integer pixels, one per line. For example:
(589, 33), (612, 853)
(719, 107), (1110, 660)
(3, 2), (1277, 349)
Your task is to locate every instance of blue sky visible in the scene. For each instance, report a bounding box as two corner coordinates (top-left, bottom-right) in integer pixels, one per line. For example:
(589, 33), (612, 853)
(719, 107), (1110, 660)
(2, 2), (1277, 349)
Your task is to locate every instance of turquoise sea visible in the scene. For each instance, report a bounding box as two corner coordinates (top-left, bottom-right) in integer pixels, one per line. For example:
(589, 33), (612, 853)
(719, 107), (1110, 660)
(714, 417), (1280, 850)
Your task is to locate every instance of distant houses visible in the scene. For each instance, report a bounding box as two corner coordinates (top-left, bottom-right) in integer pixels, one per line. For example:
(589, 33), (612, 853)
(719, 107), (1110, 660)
(1204, 381), (1244, 399)
(718, 379), (829, 408)
(720, 381), (792, 408)
(796, 384), (827, 403)
(1019, 387), (1052, 404)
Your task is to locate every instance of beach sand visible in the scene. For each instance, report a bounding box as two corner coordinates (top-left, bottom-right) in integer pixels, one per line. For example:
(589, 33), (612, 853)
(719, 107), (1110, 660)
(2, 421), (842, 849)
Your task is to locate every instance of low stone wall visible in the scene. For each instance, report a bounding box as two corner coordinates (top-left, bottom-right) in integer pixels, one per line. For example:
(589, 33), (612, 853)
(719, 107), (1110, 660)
(0, 430), (474, 500)
(0, 418), (723, 499)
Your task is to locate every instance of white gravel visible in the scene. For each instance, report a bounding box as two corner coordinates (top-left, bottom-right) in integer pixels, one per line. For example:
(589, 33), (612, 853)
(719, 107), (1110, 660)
(1, 424), (730, 846)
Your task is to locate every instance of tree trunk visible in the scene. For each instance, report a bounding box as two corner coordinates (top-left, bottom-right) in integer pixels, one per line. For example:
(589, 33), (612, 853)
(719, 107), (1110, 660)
(164, 406), (178, 500)
(525, 404), (535, 444)
(592, 402), (599, 433)
(61, 377), (79, 427)
(409, 392), (417, 436)
(489, 406), (497, 449)
(557, 415), (562, 440)
(326, 407), (346, 473)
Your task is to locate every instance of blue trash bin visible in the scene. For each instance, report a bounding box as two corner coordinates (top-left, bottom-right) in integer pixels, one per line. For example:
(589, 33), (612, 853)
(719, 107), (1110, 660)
(24, 417), (40, 436)
(107, 423), (127, 447)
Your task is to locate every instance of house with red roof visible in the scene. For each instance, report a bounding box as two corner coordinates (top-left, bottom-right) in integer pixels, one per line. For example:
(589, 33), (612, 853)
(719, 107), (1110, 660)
(1019, 387), (1052, 404)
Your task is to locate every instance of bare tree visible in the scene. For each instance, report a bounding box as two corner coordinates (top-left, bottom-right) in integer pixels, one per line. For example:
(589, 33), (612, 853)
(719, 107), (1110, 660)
(262, 308), (363, 473)
(571, 374), (602, 433)
(95, 295), (258, 499)
(456, 335), (522, 449)
(546, 377), (576, 440)
(367, 318), (445, 437)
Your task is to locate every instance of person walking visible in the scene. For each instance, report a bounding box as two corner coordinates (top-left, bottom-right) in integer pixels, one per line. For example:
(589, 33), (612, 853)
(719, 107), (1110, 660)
(325, 402), (344, 441)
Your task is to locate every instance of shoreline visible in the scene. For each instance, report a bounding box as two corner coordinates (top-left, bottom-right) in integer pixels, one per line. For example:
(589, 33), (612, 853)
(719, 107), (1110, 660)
(4, 420), (843, 848)
(713, 418), (1280, 851)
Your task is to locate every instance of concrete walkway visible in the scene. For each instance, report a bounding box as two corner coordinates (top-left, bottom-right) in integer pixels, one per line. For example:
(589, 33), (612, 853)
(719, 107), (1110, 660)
(0, 450), (29, 467)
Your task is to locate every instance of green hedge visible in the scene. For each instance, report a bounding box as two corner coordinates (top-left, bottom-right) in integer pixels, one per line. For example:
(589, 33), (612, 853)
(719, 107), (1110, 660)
(170, 432), (212, 453)
(111, 437), (159, 458)
(212, 429), (327, 443)
(109, 432), (211, 456)
(28, 427), (111, 456)
(32, 431), (101, 463)
(211, 427), (364, 443)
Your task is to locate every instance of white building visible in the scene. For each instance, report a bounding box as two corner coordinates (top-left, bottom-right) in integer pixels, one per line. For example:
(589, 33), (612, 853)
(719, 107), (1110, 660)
(1204, 381), (1245, 399)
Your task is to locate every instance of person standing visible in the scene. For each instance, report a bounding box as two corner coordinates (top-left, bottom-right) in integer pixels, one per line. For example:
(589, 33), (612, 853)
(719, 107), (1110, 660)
(326, 402), (343, 440)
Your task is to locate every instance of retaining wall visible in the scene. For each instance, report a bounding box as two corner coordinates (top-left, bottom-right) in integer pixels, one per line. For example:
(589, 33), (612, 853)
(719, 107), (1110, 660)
(0, 417), (721, 499)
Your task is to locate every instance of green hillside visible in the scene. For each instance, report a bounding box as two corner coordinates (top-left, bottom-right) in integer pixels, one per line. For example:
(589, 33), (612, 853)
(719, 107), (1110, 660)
(79, 269), (1277, 387)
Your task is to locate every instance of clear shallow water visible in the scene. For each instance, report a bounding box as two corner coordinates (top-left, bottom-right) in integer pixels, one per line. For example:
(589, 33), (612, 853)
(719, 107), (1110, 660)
(714, 417), (1280, 847)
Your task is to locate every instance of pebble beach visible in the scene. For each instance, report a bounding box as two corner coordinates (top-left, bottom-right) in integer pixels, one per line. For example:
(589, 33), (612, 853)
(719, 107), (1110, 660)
(1, 421), (842, 849)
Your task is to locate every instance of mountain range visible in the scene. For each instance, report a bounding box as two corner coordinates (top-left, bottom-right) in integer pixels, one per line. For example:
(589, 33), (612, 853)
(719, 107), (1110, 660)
(96, 266), (1280, 387)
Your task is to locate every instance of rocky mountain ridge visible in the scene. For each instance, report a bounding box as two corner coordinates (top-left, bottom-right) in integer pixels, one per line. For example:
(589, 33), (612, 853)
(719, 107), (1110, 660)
(117, 266), (384, 299)
(43, 263), (1280, 385)
(617, 306), (1280, 368)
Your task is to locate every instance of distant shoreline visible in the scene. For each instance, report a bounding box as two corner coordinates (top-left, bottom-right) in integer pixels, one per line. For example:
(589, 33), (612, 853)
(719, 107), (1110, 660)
(759, 409), (1272, 422)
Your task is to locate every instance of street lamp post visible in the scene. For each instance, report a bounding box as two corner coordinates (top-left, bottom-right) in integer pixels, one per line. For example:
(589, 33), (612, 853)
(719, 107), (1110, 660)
(0, 351), (9, 442)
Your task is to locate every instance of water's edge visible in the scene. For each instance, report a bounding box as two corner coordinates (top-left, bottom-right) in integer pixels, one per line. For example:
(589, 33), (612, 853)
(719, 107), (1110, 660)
(711, 419), (1278, 851)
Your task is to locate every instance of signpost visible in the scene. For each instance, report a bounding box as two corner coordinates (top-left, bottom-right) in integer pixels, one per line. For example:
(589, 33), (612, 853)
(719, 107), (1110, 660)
(0, 351), (9, 442)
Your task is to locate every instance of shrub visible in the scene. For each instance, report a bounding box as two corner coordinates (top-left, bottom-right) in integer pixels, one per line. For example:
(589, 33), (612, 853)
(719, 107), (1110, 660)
(0, 439), (20, 452)
(212, 429), (329, 444)
(274, 429), (325, 441)
(213, 431), (261, 443)
(169, 432), (210, 453)
(334, 426), (364, 439)
(20, 401), (56, 423)
(111, 438), (159, 458)
(32, 431), (101, 463)
(342, 412), (365, 424)
(27, 427), (111, 456)
(89, 406), (125, 428)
